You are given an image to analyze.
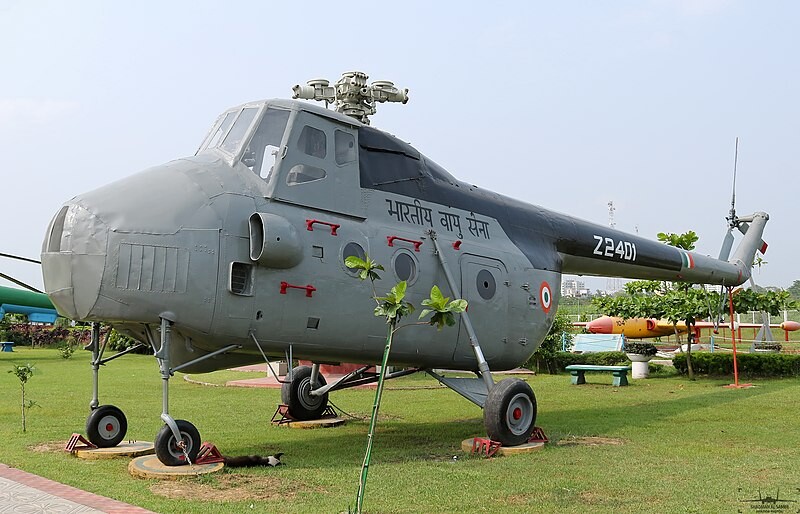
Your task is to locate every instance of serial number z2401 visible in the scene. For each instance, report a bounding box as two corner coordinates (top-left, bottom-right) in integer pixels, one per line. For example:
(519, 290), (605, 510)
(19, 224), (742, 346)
(593, 235), (637, 261)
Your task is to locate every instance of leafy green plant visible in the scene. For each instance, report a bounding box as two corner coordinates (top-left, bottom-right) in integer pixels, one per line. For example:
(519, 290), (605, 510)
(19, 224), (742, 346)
(419, 285), (467, 330)
(374, 281), (414, 322)
(345, 254), (466, 514)
(9, 363), (38, 431)
(107, 329), (149, 354)
(624, 341), (657, 356)
(58, 342), (75, 359)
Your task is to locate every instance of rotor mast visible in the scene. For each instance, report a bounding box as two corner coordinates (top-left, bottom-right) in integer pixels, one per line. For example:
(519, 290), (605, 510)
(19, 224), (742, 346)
(292, 71), (409, 125)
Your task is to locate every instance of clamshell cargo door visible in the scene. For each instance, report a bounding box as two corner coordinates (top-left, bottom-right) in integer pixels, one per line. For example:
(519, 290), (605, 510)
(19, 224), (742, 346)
(453, 255), (508, 365)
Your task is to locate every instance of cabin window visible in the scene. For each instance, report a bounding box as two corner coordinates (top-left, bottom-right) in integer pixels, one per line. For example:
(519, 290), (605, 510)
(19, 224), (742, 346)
(286, 164), (327, 185)
(241, 108), (290, 178)
(476, 269), (497, 300)
(358, 126), (424, 187)
(392, 251), (417, 284)
(297, 125), (327, 159)
(220, 107), (259, 154)
(335, 130), (356, 165)
(342, 242), (366, 275)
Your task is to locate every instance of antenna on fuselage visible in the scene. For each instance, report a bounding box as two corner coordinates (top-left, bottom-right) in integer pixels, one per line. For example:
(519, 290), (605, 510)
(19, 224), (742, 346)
(291, 71), (409, 125)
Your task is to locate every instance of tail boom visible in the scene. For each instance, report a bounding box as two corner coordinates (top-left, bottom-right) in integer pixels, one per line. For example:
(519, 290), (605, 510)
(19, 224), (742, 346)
(558, 212), (768, 287)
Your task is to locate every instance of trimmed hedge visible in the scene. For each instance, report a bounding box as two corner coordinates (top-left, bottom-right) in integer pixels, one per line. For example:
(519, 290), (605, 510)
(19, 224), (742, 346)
(673, 352), (800, 377)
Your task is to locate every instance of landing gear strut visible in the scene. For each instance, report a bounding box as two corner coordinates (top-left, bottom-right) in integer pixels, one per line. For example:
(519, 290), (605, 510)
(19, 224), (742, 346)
(85, 322), (139, 448)
(281, 365), (329, 420)
(151, 316), (240, 466)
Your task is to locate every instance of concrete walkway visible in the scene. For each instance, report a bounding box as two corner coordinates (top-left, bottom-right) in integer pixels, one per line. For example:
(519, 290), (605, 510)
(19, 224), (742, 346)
(0, 463), (155, 514)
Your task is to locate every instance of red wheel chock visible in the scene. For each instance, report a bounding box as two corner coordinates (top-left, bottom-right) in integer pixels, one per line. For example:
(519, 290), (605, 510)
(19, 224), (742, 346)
(528, 426), (548, 443)
(195, 442), (225, 464)
(271, 404), (338, 425)
(471, 437), (502, 458)
(65, 433), (97, 452)
(271, 404), (294, 425)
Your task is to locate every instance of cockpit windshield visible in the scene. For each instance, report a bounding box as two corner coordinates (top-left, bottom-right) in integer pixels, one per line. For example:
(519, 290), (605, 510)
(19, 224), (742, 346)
(240, 108), (290, 179)
(199, 106), (260, 156)
(198, 105), (290, 180)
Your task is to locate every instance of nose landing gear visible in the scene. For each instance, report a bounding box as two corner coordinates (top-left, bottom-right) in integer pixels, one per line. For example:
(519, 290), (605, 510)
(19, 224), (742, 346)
(86, 405), (127, 448)
(154, 419), (201, 466)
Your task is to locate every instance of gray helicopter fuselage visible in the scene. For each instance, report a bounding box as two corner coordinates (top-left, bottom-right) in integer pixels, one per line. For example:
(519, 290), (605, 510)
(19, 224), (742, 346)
(41, 99), (766, 373)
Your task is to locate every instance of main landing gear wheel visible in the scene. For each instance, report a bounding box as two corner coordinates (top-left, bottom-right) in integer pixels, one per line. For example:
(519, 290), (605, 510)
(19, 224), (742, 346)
(85, 405), (127, 448)
(281, 365), (329, 420)
(154, 419), (201, 466)
(483, 378), (537, 446)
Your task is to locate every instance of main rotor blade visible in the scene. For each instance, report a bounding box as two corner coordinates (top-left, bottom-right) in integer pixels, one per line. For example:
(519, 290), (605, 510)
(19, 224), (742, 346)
(0, 272), (44, 294)
(0, 252), (41, 265)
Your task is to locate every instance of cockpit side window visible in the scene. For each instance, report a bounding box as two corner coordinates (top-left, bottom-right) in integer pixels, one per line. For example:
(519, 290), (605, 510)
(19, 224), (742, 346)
(335, 130), (356, 165)
(241, 108), (290, 179)
(220, 107), (259, 154)
(204, 111), (237, 150)
(297, 126), (327, 159)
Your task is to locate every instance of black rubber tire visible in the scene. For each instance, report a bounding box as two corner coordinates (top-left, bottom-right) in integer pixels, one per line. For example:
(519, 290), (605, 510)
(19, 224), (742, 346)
(154, 419), (201, 466)
(85, 405), (127, 448)
(281, 365), (329, 421)
(483, 378), (537, 446)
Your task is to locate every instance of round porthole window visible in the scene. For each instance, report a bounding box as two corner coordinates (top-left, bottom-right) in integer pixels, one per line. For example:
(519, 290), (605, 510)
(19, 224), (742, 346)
(393, 251), (417, 283)
(342, 242), (366, 274)
(476, 269), (496, 300)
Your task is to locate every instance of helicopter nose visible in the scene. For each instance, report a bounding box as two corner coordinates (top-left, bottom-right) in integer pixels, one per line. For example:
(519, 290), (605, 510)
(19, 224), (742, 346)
(41, 202), (109, 320)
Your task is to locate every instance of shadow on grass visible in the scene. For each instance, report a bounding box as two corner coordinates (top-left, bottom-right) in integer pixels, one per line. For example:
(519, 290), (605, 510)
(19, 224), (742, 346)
(235, 378), (796, 470)
(540, 377), (794, 438)
(224, 419), (484, 470)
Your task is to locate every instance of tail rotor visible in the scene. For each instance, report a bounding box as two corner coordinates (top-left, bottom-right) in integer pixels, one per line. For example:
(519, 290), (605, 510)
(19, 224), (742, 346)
(718, 138), (768, 262)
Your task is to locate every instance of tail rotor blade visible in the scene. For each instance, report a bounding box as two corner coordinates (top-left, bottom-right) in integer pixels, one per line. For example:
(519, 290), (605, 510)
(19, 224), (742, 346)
(718, 229), (735, 260)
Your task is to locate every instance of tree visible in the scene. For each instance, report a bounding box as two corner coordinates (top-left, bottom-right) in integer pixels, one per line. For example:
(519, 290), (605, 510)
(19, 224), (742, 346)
(595, 231), (703, 379)
(787, 280), (800, 300)
(594, 231), (800, 381)
(9, 363), (38, 431)
(345, 255), (466, 514)
(529, 312), (573, 374)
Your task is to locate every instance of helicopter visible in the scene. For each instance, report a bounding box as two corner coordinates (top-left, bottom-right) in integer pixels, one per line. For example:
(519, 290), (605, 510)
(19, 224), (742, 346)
(39, 71), (769, 466)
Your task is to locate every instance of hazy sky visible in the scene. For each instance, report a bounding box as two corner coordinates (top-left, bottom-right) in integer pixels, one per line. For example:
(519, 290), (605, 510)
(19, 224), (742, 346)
(1, 0), (797, 293)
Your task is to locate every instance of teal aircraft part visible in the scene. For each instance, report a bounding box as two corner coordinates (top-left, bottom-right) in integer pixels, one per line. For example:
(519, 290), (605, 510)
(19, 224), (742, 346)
(0, 285), (58, 323)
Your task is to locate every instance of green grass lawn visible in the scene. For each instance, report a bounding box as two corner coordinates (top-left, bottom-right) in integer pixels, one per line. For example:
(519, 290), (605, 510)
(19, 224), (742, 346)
(2, 348), (799, 513)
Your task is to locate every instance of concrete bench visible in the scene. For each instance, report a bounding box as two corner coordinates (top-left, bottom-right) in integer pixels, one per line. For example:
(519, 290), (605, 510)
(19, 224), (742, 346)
(565, 364), (630, 386)
(1, 341), (14, 352)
